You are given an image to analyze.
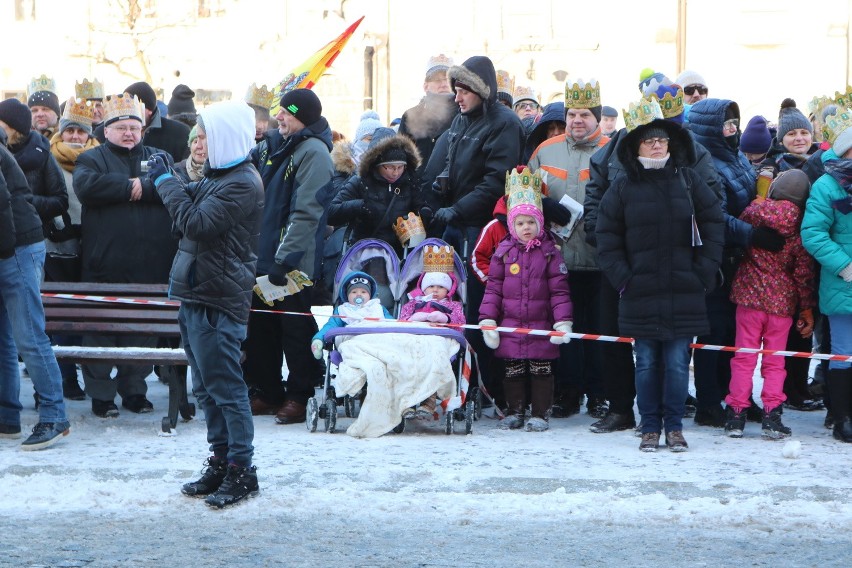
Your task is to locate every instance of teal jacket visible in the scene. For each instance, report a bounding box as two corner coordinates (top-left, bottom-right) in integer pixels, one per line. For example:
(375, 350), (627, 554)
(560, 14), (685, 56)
(801, 148), (852, 315)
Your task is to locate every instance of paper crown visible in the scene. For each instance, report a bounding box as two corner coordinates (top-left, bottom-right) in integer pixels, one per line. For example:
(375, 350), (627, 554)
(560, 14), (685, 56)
(425, 54), (453, 77)
(103, 93), (145, 124)
(808, 94), (833, 117)
(62, 97), (94, 126)
(28, 74), (56, 96)
(834, 86), (852, 110)
(75, 78), (104, 100)
(393, 212), (426, 247)
(513, 85), (539, 105)
(565, 79), (601, 109)
(422, 244), (455, 273)
(822, 107), (852, 145)
(245, 83), (275, 110)
(653, 87), (684, 119)
(496, 70), (514, 95)
(505, 167), (543, 211)
(623, 97), (664, 131)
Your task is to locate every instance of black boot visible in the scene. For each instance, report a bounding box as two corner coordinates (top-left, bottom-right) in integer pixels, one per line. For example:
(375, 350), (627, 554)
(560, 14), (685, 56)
(63, 375), (86, 401)
(499, 377), (526, 430)
(182, 456), (228, 496)
(827, 368), (852, 443)
(205, 464), (259, 508)
(527, 374), (554, 431)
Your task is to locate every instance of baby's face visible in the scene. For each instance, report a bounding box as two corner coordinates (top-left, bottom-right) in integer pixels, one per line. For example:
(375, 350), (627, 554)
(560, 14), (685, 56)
(424, 284), (448, 300)
(347, 286), (371, 305)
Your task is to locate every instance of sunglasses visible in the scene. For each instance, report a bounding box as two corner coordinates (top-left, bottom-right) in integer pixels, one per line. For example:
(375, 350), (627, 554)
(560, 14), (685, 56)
(683, 85), (708, 96)
(515, 102), (539, 110)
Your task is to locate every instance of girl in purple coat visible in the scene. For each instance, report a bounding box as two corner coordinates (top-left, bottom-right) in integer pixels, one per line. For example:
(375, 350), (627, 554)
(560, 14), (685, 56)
(479, 168), (573, 431)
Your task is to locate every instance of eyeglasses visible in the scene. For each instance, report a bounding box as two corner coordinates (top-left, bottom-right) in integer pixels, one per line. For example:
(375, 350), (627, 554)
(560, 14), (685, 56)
(108, 124), (142, 133)
(722, 119), (739, 131)
(515, 102), (539, 110)
(683, 85), (708, 96)
(641, 137), (669, 147)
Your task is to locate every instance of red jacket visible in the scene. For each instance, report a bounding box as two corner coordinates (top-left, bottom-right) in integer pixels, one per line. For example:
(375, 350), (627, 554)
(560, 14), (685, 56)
(471, 196), (508, 283)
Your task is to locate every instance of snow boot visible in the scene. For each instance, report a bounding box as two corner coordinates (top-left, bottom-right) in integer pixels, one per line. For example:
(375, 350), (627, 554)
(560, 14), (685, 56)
(182, 456), (228, 497)
(205, 464), (259, 508)
(761, 406), (792, 440)
(499, 376), (526, 430)
(530, 374), (554, 422)
(827, 368), (852, 443)
(725, 406), (747, 438)
(63, 375), (86, 401)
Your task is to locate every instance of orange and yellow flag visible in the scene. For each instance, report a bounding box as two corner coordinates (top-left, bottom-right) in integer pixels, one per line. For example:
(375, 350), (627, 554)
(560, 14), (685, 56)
(270, 16), (365, 114)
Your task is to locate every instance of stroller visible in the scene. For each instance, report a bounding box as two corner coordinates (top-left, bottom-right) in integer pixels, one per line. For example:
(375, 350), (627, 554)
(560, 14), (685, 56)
(307, 237), (475, 436)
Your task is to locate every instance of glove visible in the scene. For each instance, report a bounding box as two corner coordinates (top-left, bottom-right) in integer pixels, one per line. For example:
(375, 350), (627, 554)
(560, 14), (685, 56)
(147, 153), (170, 182)
(542, 196), (572, 227)
(426, 311), (449, 323)
(840, 262), (852, 283)
(311, 339), (324, 360)
(408, 312), (430, 322)
(796, 308), (814, 338)
(751, 226), (785, 252)
(419, 207), (433, 223)
(480, 319), (500, 350)
(550, 321), (572, 345)
(433, 207), (457, 226)
(267, 262), (291, 286)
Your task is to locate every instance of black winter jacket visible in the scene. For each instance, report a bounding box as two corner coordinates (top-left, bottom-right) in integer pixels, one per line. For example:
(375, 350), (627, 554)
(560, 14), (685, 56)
(0, 143), (43, 248)
(0, 166), (15, 258)
(9, 131), (68, 235)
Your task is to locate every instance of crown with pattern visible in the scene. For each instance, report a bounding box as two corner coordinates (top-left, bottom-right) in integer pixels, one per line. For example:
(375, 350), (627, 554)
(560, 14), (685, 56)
(28, 74), (56, 96)
(513, 85), (539, 105)
(393, 212), (426, 247)
(245, 83), (275, 110)
(62, 97), (94, 126)
(822, 107), (852, 145)
(808, 94), (833, 117)
(496, 70), (514, 96)
(102, 93), (145, 125)
(75, 78), (105, 100)
(834, 86), (852, 110)
(505, 167), (543, 212)
(422, 244), (455, 273)
(565, 78), (601, 109)
(652, 87), (684, 119)
(425, 54), (453, 77)
(623, 97), (664, 132)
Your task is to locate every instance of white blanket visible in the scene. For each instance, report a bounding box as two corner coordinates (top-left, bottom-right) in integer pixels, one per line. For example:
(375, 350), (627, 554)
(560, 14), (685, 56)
(334, 325), (458, 438)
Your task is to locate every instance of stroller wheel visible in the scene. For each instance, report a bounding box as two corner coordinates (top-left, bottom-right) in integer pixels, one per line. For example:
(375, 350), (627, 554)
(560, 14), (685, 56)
(306, 397), (319, 433)
(445, 410), (454, 435)
(325, 398), (337, 433)
(464, 400), (474, 434)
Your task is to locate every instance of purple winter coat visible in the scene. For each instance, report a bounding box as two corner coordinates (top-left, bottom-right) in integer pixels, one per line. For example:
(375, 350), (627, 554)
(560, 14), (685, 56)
(479, 231), (573, 360)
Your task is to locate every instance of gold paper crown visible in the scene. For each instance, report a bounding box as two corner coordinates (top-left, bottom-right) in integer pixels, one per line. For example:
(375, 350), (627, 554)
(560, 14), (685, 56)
(623, 97), (664, 131)
(834, 86), (852, 110)
(425, 54), (453, 76)
(62, 97), (94, 127)
(245, 83), (275, 110)
(653, 87), (684, 119)
(422, 245), (455, 273)
(393, 212), (426, 246)
(513, 85), (539, 105)
(505, 167), (543, 211)
(565, 79), (601, 109)
(103, 93), (145, 124)
(75, 78), (104, 100)
(822, 107), (852, 145)
(496, 70), (514, 96)
(28, 74), (56, 96)
(808, 95), (833, 116)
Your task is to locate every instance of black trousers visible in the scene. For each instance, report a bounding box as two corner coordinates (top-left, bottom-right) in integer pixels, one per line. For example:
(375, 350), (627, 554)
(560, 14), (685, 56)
(555, 270), (602, 399)
(598, 275), (636, 414)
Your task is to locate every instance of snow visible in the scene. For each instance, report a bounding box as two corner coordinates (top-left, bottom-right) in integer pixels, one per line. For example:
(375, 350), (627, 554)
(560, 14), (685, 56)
(2, 333), (852, 566)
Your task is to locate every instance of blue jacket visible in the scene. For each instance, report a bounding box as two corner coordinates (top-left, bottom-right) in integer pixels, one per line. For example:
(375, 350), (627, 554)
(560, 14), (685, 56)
(801, 149), (852, 315)
(689, 98), (756, 248)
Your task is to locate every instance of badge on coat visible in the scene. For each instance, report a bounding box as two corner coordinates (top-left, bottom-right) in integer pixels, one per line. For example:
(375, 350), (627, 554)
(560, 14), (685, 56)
(559, 262), (568, 274)
(509, 263), (520, 275)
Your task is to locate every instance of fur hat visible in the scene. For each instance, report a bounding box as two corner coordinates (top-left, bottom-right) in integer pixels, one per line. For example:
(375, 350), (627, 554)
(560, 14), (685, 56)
(27, 90), (61, 117)
(777, 98), (813, 137)
(124, 81), (158, 112)
(168, 84), (196, 116)
(0, 98), (33, 135)
(279, 88), (322, 126)
(768, 169), (811, 209)
(354, 110), (383, 141)
(421, 272), (452, 291)
(739, 115), (773, 154)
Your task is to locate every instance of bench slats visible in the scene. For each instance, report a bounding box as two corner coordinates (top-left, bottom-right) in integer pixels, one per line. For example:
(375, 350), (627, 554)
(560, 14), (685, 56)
(52, 346), (187, 366)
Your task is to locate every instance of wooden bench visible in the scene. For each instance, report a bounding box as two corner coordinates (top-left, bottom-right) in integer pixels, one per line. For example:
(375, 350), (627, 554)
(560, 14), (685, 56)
(41, 282), (194, 433)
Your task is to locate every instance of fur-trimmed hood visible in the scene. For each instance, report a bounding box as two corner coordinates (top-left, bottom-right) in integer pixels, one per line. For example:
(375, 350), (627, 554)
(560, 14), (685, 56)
(447, 56), (497, 108)
(332, 140), (356, 176)
(358, 132), (421, 180)
(617, 119), (696, 180)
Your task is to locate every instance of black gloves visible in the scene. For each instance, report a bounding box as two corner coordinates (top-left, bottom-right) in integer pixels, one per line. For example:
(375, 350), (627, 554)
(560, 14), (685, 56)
(419, 207), (433, 223)
(433, 207), (457, 226)
(267, 262), (292, 286)
(147, 153), (170, 182)
(751, 226), (785, 252)
(541, 196), (572, 226)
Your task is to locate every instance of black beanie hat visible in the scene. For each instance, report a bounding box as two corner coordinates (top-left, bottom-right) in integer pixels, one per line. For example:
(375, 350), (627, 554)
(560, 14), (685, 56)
(0, 98), (34, 135)
(279, 88), (322, 126)
(125, 81), (158, 112)
(27, 90), (61, 117)
(167, 84), (196, 115)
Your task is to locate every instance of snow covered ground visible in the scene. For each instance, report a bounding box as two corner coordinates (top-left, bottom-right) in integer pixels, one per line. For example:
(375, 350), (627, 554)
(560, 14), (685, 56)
(2, 357), (851, 566)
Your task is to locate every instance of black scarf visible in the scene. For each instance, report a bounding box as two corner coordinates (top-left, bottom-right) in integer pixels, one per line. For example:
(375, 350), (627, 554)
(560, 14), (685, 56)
(824, 158), (852, 214)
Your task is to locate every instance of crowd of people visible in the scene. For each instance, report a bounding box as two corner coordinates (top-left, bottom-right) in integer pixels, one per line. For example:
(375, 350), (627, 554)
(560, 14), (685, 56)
(2, 55), (852, 507)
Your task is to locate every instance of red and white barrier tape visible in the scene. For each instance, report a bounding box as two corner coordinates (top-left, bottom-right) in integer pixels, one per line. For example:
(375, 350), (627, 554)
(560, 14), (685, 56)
(42, 293), (852, 363)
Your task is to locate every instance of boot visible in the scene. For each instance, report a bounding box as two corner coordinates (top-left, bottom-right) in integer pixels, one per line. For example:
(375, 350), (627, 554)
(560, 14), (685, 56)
(530, 374), (554, 420)
(499, 377), (526, 430)
(827, 368), (852, 443)
(63, 375), (86, 401)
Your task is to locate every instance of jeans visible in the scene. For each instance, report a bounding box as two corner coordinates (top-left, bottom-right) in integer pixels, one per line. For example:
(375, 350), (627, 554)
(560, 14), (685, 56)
(828, 314), (852, 371)
(0, 242), (66, 427)
(179, 303), (254, 466)
(634, 336), (691, 434)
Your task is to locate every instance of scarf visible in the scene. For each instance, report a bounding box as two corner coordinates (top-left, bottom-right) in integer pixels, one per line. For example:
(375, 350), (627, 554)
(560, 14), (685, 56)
(824, 158), (852, 214)
(637, 154), (670, 170)
(185, 158), (204, 181)
(49, 135), (99, 173)
(337, 298), (386, 323)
